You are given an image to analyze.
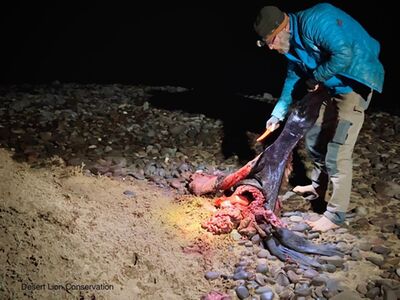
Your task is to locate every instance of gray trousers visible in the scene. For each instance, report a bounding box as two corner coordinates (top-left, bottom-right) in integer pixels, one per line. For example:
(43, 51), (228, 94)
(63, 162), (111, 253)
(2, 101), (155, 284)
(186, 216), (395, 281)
(305, 90), (373, 224)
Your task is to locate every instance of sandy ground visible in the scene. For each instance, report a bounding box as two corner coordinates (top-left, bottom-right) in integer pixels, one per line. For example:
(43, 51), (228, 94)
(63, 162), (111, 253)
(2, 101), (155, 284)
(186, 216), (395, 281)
(0, 148), (239, 300)
(1, 145), (399, 300)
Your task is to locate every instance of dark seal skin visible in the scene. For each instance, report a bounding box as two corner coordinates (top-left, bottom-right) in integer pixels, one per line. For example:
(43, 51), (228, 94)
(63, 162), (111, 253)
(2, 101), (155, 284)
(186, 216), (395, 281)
(264, 236), (323, 268)
(264, 237), (288, 262)
(273, 227), (342, 257)
(259, 222), (336, 268)
(249, 87), (328, 212)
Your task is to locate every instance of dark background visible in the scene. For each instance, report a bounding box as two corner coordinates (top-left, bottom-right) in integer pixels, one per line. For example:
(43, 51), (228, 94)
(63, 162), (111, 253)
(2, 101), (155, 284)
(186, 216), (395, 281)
(0, 1), (395, 111)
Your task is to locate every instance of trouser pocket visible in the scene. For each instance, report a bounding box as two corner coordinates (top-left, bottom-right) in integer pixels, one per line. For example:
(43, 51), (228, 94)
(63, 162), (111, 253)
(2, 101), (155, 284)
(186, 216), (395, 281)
(332, 119), (352, 145)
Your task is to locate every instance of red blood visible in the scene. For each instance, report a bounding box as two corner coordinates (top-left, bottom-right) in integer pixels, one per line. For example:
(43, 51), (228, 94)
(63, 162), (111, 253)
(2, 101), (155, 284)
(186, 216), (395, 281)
(217, 155), (260, 190)
(202, 184), (285, 235)
(188, 173), (219, 195)
(201, 291), (231, 300)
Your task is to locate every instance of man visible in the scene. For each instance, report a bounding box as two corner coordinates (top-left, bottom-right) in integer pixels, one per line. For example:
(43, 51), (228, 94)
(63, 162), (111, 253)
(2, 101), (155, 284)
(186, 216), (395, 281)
(254, 3), (384, 231)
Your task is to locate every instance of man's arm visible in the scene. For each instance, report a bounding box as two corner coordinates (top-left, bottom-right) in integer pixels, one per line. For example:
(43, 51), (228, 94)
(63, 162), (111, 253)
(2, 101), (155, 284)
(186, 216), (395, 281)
(271, 61), (301, 121)
(302, 11), (353, 83)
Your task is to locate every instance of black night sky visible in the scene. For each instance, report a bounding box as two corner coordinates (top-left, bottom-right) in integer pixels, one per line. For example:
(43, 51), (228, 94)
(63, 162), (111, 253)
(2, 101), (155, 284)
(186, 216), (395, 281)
(0, 1), (396, 112)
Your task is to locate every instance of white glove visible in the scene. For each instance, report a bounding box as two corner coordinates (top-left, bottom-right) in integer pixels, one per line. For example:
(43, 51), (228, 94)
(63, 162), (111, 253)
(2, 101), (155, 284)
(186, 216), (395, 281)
(266, 116), (280, 132)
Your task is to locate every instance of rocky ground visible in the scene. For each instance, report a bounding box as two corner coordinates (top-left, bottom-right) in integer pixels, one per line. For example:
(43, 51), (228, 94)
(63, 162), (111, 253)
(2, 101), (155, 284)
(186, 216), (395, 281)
(0, 83), (400, 299)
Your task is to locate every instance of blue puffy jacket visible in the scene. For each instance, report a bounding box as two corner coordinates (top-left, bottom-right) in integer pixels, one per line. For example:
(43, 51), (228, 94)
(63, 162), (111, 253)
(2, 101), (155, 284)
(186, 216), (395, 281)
(271, 3), (385, 120)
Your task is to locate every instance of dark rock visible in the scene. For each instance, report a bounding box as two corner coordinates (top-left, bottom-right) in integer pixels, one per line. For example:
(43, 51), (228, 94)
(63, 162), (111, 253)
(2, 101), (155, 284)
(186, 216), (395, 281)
(204, 271), (220, 280)
(311, 275), (328, 287)
(366, 256), (384, 267)
(382, 286), (398, 300)
(321, 263), (337, 273)
(318, 256), (345, 268)
(235, 285), (250, 300)
(351, 248), (363, 261)
(255, 286), (273, 295)
(286, 270), (300, 283)
(260, 289), (274, 300)
(294, 285), (312, 297)
(255, 263), (269, 275)
(233, 271), (250, 281)
(251, 234), (261, 244)
(257, 249), (269, 258)
(275, 272), (290, 287)
(373, 181), (400, 198)
(366, 286), (381, 299)
(123, 190), (135, 197)
(255, 273), (269, 286)
(371, 245), (391, 256)
(358, 241), (372, 251)
(328, 290), (362, 300)
(277, 289), (293, 300)
(303, 268), (319, 279)
(356, 282), (368, 295)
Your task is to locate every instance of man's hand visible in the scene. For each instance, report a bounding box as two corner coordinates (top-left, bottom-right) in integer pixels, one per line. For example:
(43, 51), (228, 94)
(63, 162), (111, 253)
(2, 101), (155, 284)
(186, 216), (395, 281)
(306, 78), (320, 92)
(257, 116), (280, 143)
(266, 116), (280, 132)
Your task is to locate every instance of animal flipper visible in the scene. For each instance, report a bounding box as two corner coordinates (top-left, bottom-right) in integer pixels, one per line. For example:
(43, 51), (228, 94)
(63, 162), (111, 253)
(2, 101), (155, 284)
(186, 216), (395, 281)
(263, 236), (287, 262)
(263, 236), (322, 269)
(274, 227), (343, 257)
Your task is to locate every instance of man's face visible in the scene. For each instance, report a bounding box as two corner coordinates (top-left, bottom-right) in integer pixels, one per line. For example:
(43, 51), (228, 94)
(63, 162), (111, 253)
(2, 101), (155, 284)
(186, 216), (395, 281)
(265, 30), (291, 54)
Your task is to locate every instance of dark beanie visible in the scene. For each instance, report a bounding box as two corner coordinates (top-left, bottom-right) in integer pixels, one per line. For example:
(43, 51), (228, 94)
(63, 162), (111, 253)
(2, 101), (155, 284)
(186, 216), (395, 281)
(254, 6), (285, 38)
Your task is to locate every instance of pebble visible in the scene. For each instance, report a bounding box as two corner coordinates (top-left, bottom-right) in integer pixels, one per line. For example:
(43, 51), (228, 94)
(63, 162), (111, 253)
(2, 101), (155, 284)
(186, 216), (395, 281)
(236, 285), (250, 300)
(244, 241), (253, 247)
(289, 215), (303, 222)
(259, 290), (274, 300)
(311, 275), (327, 286)
(366, 286), (380, 299)
(318, 256), (345, 268)
(329, 290), (363, 300)
(366, 256), (384, 267)
(204, 271), (220, 280)
(275, 272), (290, 287)
(358, 241), (372, 251)
(294, 286), (312, 297)
(303, 268), (319, 279)
(233, 271), (250, 281)
(255, 273), (269, 286)
(251, 234), (261, 244)
(255, 263), (269, 274)
(254, 287), (272, 296)
(371, 245), (391, 256)
(356, 282), (368, 295)
(123, 190), (135, 197)
(350, 248), (363, 261)
(231, 230), (242, 241)
(286, 270), (300, 283)
(321, 263), (336, 273)
(257, 249), (270, 258)
(278, 289), (293, 300)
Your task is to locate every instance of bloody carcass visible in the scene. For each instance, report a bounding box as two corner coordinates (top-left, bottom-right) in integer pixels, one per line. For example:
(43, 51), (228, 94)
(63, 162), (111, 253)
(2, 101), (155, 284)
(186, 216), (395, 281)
(189, 88), (342, 268)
